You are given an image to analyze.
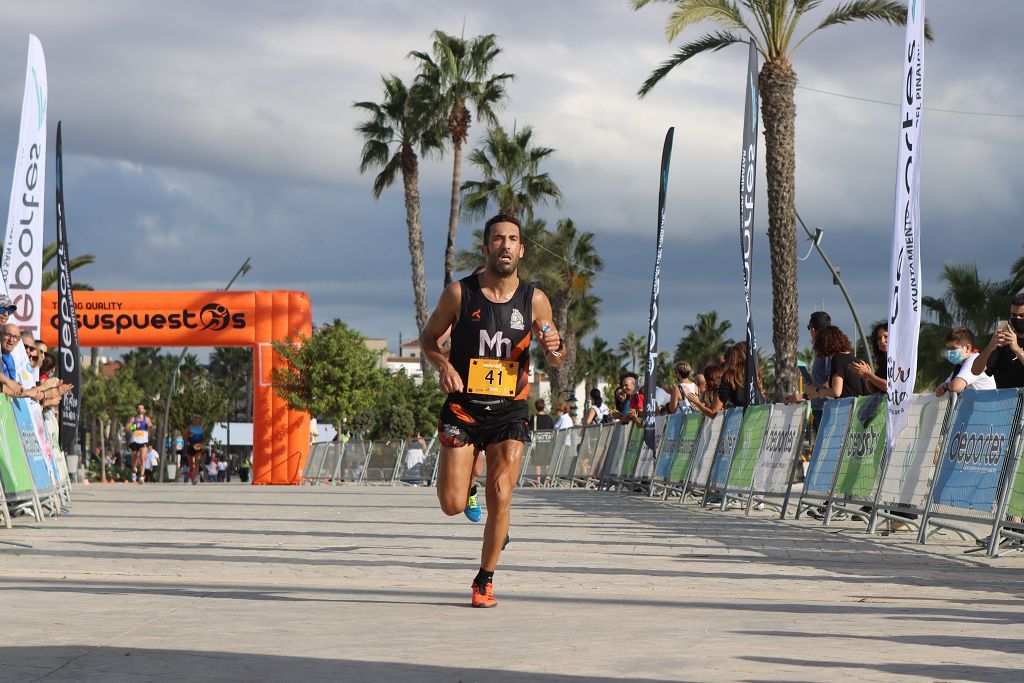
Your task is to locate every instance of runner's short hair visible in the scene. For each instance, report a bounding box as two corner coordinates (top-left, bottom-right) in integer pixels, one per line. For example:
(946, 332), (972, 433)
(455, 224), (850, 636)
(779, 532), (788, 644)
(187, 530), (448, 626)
(483, 213), (522, 243)
(945, 326), (975, 348)
(534, 399), (545, 411)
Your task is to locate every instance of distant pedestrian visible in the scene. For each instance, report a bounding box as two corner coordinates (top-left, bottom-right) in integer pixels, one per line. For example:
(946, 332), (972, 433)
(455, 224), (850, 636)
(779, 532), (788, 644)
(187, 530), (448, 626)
(206, 454), (219, 483)
(217, 456), (228, 482)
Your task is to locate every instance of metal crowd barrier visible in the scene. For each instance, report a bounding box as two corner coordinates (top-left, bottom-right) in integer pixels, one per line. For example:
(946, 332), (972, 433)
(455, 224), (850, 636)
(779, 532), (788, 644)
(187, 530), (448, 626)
(290, 389), (1024, 558)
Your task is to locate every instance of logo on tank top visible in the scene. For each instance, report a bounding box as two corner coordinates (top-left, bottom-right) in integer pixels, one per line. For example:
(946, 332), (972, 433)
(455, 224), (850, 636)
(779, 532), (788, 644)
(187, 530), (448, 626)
(471, 309), (481, 321)
(510, 308), (525, 331)
(479, 330), (512, 357)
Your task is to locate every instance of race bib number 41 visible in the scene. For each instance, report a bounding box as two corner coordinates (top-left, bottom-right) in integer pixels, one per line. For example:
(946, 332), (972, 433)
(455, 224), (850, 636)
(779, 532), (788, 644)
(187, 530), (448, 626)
(467, 358), (518, 397)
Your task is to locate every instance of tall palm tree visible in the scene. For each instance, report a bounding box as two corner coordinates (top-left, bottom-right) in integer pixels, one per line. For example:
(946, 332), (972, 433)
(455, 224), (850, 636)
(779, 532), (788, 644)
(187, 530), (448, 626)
(41, 241), (95, 290)
(411, 31), (514, 288)
(461, 122), (562, 221)
(618, 331), (647, 375)
(354, 75), (445, 336)
(578, 337), (625, 391)
(532, 219), (604, 403)
(674, 310), (734, 370)
(632, 0), (932, 396)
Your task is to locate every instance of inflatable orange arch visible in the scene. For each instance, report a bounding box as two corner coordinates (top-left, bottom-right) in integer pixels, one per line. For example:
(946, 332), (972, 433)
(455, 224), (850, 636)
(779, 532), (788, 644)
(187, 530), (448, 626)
(39, 290), (312, 485)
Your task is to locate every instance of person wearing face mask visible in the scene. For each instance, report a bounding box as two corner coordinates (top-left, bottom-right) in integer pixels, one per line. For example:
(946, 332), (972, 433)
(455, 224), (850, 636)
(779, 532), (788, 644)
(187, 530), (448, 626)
(972, 292), (1024, 389)
(935, 327), (995, 396)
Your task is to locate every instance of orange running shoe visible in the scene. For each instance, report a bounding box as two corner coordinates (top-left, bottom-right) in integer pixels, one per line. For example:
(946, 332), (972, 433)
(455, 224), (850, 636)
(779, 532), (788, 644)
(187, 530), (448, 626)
(471, 581), (497, 608)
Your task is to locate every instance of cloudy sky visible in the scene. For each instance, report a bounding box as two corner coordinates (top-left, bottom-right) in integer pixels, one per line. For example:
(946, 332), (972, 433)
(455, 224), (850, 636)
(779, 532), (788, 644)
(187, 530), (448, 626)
(0, 1), (1021, 361)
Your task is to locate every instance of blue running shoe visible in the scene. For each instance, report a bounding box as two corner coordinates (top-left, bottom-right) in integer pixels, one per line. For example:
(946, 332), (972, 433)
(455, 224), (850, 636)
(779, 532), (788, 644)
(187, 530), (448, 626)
(464, 485), (482, 522)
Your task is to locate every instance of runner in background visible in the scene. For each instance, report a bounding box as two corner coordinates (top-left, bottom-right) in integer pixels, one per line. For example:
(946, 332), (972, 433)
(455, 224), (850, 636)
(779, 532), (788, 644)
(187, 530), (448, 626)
(125, 404), (153, 485)
(186, 415), (205, 485)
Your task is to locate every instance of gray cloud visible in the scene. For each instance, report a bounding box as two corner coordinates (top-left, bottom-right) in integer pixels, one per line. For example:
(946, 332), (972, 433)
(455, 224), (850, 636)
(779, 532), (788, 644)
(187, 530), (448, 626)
(0, 1), (1020, 359)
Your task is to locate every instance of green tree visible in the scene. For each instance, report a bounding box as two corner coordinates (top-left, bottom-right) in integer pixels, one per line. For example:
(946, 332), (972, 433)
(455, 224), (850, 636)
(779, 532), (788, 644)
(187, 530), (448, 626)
(81, 367), (144, 481)
(632, 0), (931, 396)
(411, 31), (514, 288)
(460, 122), (562, 221)
(369, 370), (446, 440)
(618, 332), (647, 375)
(210, 347), (252, 421)
(41, 240), (95, 291)
(531, 218), (603, 403)
(354, 76), (445, 337)
(168, 367), (229, 449)
(577, 337), (624, 390)
(271, 320), (385, 435)
(674, 311), (734, 370)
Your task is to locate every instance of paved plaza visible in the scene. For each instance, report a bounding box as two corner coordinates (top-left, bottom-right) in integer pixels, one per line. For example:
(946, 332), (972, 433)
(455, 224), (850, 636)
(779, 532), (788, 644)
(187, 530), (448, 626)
(1, 483), (1023, 682)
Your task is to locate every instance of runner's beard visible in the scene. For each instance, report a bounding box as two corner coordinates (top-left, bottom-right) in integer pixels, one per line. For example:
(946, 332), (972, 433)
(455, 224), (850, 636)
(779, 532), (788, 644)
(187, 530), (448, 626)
(489, 252), (519, 276)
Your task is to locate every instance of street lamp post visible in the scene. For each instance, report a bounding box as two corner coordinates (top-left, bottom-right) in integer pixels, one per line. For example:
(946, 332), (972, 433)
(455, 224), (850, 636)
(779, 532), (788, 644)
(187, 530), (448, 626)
(795, 212), (872, 363)
(157, 257), (252, 482)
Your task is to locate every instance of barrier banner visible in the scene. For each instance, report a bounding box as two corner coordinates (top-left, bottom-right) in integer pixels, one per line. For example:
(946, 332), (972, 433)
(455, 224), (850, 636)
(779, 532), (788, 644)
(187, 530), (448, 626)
(689, 413), (723, 486)
(54, 123), (82, 453)
(727, 404), (771, 490)
(635, 415), (665, 479)
(654, 413), (683, 480)
(621, 425), (645, 479)
(752, 403), (805, 494)
(833, 395), (888, 499)
(0, 397), (34, 498)
(1006, 429), (1024, 516)
(886, 0), (926, 457)
(3, 35), (47, 336)
(738, 39), (763, 406)
(667, 413), (702, 483)
(11, 398), (54, 492)
(708, 408), (743, 487)
(930, 388), (1019, 513)
(568, 425), (603, 480)
(643, 128), (674, 453)
(878, 393), (945, 509)
(805, 398), (855, 495)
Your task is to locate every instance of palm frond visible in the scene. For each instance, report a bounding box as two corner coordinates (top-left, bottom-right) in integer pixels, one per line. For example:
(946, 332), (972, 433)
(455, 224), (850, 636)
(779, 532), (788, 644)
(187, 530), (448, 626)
(371, 153), (402, 198)
(662, 0), (749, 41)
(638, 31), (744, 98)
(792, 0), (934, 57)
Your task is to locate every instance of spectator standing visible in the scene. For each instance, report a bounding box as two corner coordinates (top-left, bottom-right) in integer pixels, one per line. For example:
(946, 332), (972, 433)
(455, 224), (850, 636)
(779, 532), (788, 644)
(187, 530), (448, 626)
(686, 364), (725, 419)
(851, 322), (888, 394)
(935, 327), (996, 396)
(217, 455), (228, 482)
(530, 399), (554, 432)
(613, 372), (645, 427)
(553, 403), (573, 430)
(205, 454), (219, 483)
(145, 447), (160, 482)
(803, 326), (875, 400)
(582, 388), (610, 425)
(972, 292), (1024, 389)
(668, 361), (698, 415)
(404, 430), (427, 484)
(806, 312), (833, 428)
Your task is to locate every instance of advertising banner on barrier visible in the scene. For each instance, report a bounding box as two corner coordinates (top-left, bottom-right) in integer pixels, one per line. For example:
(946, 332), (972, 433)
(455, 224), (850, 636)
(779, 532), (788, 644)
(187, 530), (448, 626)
(805, 398), (855, 495)
(667, 413), (702, 483)
(621, 425), (645, 479)
(886, 0), (926, 457)
(635, 415), (665, 479)
(752, 403), (805, 494)
(878, 393), (945, 509)
(690, 414), (723, 486)
(930, 388), (1019, 513)
(834, 395), (888, 499)
(727, 404), (771, 490)
(0, 397), (34, 498)
(11, 398), (54, 493)
(654, 413), (683, 480)
(709, 408), (744, 487)
(3, 35), (47, 337)
(1006, 428), (1024, 517)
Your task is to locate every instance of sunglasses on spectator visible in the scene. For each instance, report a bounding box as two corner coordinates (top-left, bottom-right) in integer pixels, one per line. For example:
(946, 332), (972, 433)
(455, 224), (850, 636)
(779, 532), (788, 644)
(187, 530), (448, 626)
(0, 306), (14, 314)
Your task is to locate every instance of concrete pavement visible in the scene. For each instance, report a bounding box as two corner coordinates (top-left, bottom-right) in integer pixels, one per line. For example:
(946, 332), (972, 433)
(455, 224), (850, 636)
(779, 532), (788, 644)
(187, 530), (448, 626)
(0, 483), (1022, 682)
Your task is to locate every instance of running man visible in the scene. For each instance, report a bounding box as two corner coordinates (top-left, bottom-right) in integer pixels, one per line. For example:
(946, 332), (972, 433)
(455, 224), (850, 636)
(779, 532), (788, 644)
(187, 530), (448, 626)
(125, 404), (153, 484)
(186, 416), (205, 485)
(421, 213), (564, 608)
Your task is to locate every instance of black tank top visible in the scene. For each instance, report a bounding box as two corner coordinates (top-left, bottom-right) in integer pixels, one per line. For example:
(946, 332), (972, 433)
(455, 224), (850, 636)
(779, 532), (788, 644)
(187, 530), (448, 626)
(449, 273), (534, 402)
